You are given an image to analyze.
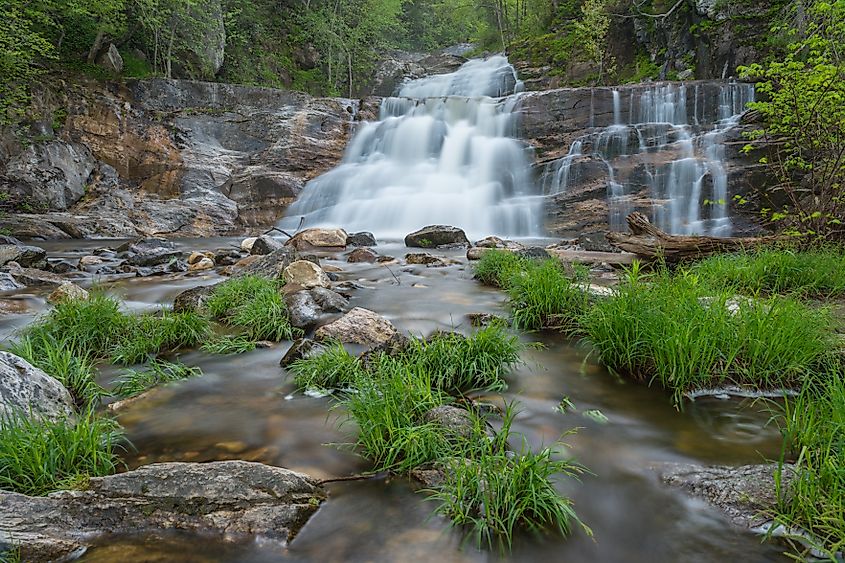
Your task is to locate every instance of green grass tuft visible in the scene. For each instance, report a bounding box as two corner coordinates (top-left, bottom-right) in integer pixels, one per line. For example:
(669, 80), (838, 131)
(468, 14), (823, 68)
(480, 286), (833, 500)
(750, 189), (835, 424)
(207, 276), (301, 341)
(506, 260), (589, 332)
(0, 410), (124, 496)
(112, 360), (203, 399)
(201, 334), (258, 355)
(474, 250), (529, 287)
(289, 341), (364, 390)
(110, 310), (211, 365)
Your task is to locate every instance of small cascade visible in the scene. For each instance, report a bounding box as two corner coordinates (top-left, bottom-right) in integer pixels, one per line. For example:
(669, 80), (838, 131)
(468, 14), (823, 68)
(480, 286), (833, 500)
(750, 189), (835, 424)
(541, 82), (754, 236)
(279, 56), (540, 239)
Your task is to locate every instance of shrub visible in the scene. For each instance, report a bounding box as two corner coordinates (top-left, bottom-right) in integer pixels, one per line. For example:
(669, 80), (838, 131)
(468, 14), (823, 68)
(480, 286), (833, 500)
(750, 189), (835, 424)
(112, 360), (203, 399)
(32, 293), (131, 358)
(0, 410), (124, 496)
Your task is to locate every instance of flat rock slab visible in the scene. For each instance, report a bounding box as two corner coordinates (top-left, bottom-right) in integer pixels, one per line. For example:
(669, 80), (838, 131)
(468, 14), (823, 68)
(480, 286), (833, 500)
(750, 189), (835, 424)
(656, 462), (793, 528)
(1, 461), (325, 562)
(315, 307), (397, 347)
(547, 249), (636, 265)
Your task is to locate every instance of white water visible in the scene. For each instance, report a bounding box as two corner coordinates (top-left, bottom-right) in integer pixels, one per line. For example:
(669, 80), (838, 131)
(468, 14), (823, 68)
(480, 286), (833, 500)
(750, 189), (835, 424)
(543, 82), (754, 236)
(279, 56), (541, 239)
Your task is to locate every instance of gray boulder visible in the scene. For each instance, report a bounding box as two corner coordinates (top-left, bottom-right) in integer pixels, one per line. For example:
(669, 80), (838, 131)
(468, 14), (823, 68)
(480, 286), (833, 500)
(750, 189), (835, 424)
(173, 284), (216, 314)
(347, 232), (376, 247)
(97, 43), (124, 73)
(0, 461), (325, 562)
(3, 265), (66, 288)
(0, 243), (47, 269)
(250, 235), (284, 256)
(284, 291), (322, 329)
(280, 338), (327, 368)
(315, 307), (397, 347)
(423, 405), (476, 441)
(404, 225), (470, 248)
(0, 352), (76, 424)
(308, 287), (349, 313)
(4, 141), (96, 211)
(0, 273), (24, 292)
(234, 248), (299, 279)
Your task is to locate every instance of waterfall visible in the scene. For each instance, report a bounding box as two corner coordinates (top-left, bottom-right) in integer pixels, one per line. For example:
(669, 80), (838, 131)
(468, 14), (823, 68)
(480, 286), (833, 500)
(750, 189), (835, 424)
(279, 56), (540, 239)
(541, 82), (754, 236)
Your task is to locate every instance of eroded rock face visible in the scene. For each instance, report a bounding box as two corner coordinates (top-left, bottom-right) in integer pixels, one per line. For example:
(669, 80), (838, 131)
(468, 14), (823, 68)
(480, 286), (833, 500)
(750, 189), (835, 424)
(0, 461), (325, 562)
(0, 352), (76, 424)
(4, 141), (96, 211)
(404, 225), (470, 249)
(315, 307), (397, 347)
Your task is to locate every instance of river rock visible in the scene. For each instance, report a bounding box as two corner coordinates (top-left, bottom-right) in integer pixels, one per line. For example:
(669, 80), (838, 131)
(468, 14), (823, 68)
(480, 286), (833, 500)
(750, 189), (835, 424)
(657, 462), (794, 528)
(78, 255), (104, 267)
(0, 273), (24, 292)
(347, 247), (379, 263)
(188, 257), (215, 272)
(280, 338), (328, 368)
(517, 247), (551, 260)
(173, 284), (216, 314)
(404, 225), (470, 248)
(0, 243), (47, 269)
(347, 232), (377, 247)
(466, 247), (491, 260)
(187, 251), (207, 265)
(0, 352), (76, 424)
(250, 235), (284, 255)
(241, 237), (259, 252)
(315, 307), (397, 347)
(3, 265), (66, 288)
(405, 252), (449, 267)
(282, 260), (331, 289)
(422, 405), (476, 441)
(286, 228), (348, 250)
(284, 291), (322, 329)
(214, 248), (243, 266)
(0, 461), (325, 562)
(308, 287), (349, 313)
(234, 248), (299, 279)
(47, 282), (89, 304)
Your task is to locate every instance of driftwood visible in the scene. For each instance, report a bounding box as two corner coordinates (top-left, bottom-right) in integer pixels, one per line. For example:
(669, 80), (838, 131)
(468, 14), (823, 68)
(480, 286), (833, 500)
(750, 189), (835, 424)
(606, 212), (780, 263)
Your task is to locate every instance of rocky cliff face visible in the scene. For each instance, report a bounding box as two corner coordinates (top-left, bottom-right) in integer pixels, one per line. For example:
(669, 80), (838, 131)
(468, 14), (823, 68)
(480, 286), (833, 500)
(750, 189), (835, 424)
(1, 78), (362, 239)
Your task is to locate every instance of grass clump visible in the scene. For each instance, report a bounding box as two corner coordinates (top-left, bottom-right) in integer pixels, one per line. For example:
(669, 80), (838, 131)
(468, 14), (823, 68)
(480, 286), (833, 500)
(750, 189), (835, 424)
(582, 267), (836, 404)
(774, 366), (845, 558)
(289, 341), (364, 390)
(112, 360), (203, 399)
(474, 250), (528, 287)
(206, 276), (301, 341)
(0, 410), (124, 496)
(506, 260), (589, 332)
(431, 407), (589, 551)
(110, 311), (211, 365)
(692, 246), (845, 298)
(201, 334), (258, 355)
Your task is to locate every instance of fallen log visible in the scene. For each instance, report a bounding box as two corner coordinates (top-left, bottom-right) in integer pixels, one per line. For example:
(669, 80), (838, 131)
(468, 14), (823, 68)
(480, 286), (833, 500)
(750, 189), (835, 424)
(606, 212), (780, 263)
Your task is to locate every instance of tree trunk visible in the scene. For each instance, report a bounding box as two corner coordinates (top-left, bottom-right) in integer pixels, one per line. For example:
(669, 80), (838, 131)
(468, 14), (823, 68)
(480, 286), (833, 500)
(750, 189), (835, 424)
(87, 30), (106, 64)
(605, 212), (782, 263)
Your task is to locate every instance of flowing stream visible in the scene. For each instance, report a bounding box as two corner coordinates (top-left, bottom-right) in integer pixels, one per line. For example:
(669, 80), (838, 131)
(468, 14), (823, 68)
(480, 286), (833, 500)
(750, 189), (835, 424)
(1, 239), (790, 562)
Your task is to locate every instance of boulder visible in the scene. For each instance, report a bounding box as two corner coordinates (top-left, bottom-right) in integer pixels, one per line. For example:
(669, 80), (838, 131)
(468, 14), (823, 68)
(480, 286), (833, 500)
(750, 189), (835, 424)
(120, 238), (182, 267)
(315, 307), (397, 347)
(286, 228), (348, 250)
(96, 43), (124, 73)
(234, 248), (299, 279)
(4, 141), (96, 211)
(466, 247), (491, 260)
(173, 284), (216, 314)
(0, 352), (76, 424)
(187, 251), (207, 265)
(280, 338), (327, 368)
(0, 461), (325, 562)
(347, 248), (379, 263)
(47, 282), (89, 304)
(78, 255), (104, 267)
(0, 273), (24, 292)
(404, 225), (470, 248)
(282, 260), (331, 290)
(405, 252), (449, 267)
(284, 291), (322, 329)
(3, 265), (66, 288)
(250, 235), (284, 256)
(308, 287), (349, 313)
(0, 243), (47, 269)
(347, 232), (377, 247)
(214, 248), (243, 266)
(188, 257), (215, 272)
(517, 247), (551, 260)
(241, 237), (259, 252)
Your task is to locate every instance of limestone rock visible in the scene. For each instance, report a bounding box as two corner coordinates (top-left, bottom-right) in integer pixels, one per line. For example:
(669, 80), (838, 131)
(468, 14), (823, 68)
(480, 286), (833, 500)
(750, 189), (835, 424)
(286, 228), (348, 250)
(188, 257), (214, 272)
(0, 461), (325, 562)
(282, 260), (331, 289)
(404, 225), (470, 248)
(0, 352), (76, 424)
(241, 237), (259, 252)
(47, 282), (89, 304)
(315, 307), (397, 347)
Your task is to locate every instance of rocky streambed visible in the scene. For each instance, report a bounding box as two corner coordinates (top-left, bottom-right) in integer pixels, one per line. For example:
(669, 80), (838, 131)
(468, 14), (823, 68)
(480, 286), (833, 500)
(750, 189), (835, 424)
(0, 228), (796, 561)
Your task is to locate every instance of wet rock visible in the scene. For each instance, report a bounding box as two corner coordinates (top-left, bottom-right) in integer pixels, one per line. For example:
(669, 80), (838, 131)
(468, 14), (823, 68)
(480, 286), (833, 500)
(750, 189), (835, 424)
(250, 235), (284, 256)
(466, 247), (491, 260)
(466, 312), (508, 327)
(286, 228), (348, 250)
(119, 238), (182, 267)
(172, 285), (216, 314)
(4, 141), (96, 210)
(1, 461), (325, 562)
(48, 260), (76, 274)
(315, 307), (397, 347)
(347, 231), (377, 247)
(47, 282), (89, 304)
(187, 251), (207, 265)
(308, 287), (349, 313)
(405, 252), (449, 267)
(214, 248), (242, 266)
(241, 237), (258, 252)
(234, 248), (298, 279)
(577, 231), (616, 253)
(282, 260), (331, 289)
(79, 255), (104, 267)
(285, 291), (322, 329)
(657, 462), (794, 528)
(0, 243), (47, 269)
(404, 225), (470, 249)
(347, 247), (379, 263)
(517, 247), (551, 260)
(423, 405), (476, 441)
(0, 352), (76, 424)
(3, 265), (66, 288)
(134, 259), (188, 277)
(0, 273), (24, 292)
(280, 338), (328, 368)
(188, 257), (214, 272)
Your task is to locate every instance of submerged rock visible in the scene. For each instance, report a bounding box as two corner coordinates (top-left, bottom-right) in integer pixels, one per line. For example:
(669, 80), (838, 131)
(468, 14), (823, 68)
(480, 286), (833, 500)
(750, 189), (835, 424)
(405, 252), (449, 267)
(282, 260), (331, 290)
(47, 282), (89, 304)
(0, 352), (76, 424)
(423, 405), (476, 441)
(286, 228), (348, 250)
(315, 307), (397, 347)
(404, 225), (470, 249)
(0, 461), (325, 562)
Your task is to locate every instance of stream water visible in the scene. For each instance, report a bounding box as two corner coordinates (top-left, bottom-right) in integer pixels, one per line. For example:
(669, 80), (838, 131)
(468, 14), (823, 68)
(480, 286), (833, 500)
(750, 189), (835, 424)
(0, 239), (789, 562)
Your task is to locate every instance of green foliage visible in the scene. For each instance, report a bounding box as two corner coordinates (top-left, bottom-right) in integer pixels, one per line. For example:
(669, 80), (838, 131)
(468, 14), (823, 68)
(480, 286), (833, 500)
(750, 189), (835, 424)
(431, 406), (588, 551)
(110, 310), (211, 365)
(32, 293), (131, 357)
(0, 546), (21, 563)
(774, 363), (845, 558)
(121, 49), (153, 77)
(207, 275), (300, 341)
(582, 265), (836, 404)
(474, 249), (528, 287)
(572, 0), (615, 84)
(506, 260), (589, 331)
(0, 410), (124, 496)
(200, 334), (257, 355)
(691, 246), (845, 297)
(290, 341), (364, 390)
(112, 359), (202, 398)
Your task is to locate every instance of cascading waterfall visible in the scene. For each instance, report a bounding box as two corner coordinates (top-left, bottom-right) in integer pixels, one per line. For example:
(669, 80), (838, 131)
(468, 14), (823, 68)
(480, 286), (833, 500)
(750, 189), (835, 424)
(279, 56), (541, 239)
(542, 82), (754, 236)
